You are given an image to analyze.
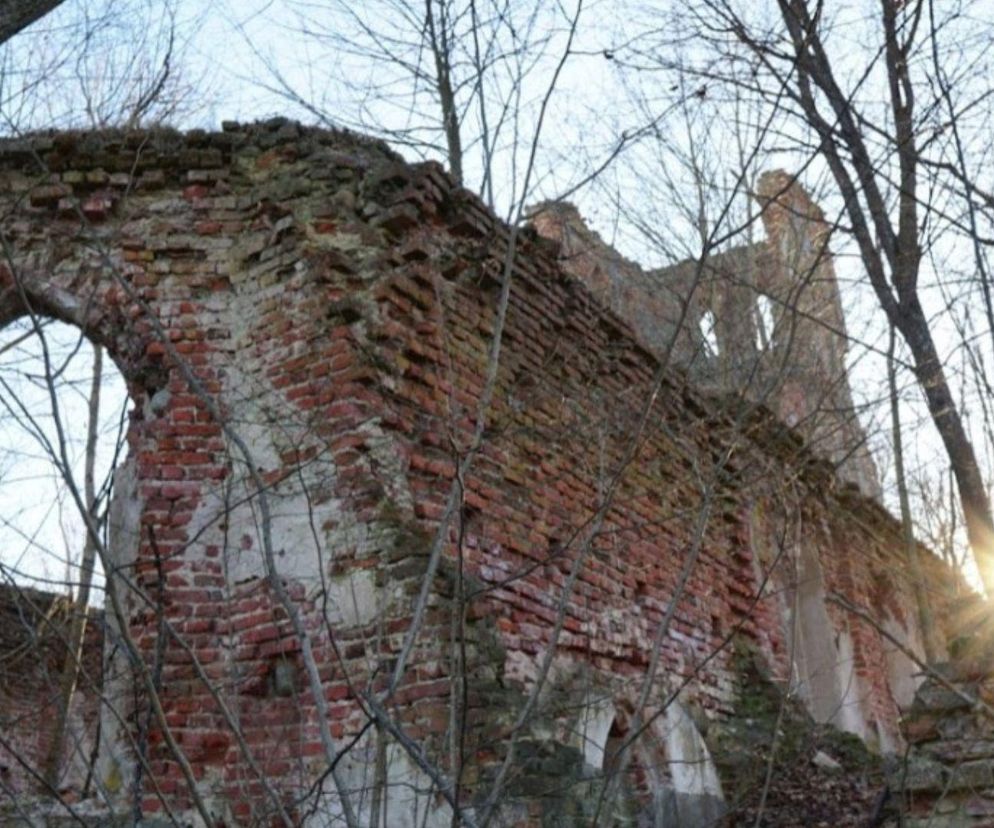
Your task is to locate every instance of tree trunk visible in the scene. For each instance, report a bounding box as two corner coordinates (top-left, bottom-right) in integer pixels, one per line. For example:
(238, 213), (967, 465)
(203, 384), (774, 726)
(897, 295), (994, 595)
(889, 326), (939, 660)
(425, 0), (463, 184)
(42, 345), (102, 789)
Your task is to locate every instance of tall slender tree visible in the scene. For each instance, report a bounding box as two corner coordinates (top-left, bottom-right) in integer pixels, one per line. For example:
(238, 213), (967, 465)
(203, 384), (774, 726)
(625, 0), (994, 593)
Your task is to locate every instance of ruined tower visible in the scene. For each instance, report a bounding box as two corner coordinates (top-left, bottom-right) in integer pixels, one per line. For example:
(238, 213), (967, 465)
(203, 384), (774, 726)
(530, 171), (881, 500)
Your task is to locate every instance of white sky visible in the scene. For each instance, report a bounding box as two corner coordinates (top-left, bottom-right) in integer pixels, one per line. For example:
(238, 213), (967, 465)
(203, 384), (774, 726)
(0, 320), (126, 596)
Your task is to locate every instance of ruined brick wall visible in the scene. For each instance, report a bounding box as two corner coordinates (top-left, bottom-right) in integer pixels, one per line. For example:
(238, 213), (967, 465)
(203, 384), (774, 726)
(530, 172), (881, 501)
(0, 585), (102, 798)
(0, 121), (963, 825)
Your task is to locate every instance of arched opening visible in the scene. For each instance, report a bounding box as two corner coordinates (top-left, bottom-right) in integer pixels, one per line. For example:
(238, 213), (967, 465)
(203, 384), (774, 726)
(595, 705), (725, 827)
(600, 714), (658, 824)
(0, 314), (131, 798)
(755, 293), (777, 351)
(601, 717), (628, 779)
(699, 309), (719, 357)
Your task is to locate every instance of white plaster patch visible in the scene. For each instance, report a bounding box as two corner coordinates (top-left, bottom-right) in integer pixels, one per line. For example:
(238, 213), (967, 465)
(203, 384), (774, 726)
(358, 417), (414, 514)
(789, 541), (872, 742)
(578, 696), (616, 771)
(182, 390), (352, 587)
(504, 648), (539, 687)
(882, 614), (925, 712)
(96, 455), (143, 807)
(305, 733), (457, 828)
(660, 701), (724, 801)
(832, 628), (872, 744)
(188, 479), (337, 587)
(325, 568), (379, 627)
(107, 456), (141, 571)
(582, 606), (651, 652)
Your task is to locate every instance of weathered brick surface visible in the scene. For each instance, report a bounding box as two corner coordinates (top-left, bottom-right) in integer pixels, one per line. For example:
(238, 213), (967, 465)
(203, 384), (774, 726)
(0, 120), (966, 824)
(0, 585), (102, 797)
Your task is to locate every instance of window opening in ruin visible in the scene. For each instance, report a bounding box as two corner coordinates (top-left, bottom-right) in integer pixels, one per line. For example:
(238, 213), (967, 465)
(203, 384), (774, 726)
(699, 310), (719, 357)
(601, 717), (638, 822)
(602, 717), (626, 778)
(755, 294), (776, 351)
(601, 715), (671, 821)
(0, 318), (129, 607)
(789, 212), (816, 258)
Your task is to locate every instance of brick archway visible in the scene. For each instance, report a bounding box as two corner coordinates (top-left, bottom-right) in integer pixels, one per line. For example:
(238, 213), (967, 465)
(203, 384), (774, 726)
(0, 121), (966, 824)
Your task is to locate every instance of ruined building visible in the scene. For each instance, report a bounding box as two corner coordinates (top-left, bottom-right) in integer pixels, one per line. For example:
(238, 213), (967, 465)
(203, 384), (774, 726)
(530, 173), (880, 501)
(0, 121), (968, 825)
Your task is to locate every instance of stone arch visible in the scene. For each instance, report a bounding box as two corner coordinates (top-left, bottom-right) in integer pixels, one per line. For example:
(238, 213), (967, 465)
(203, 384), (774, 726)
(0, 261), (152, 375)
(598, 707), (670, 824)
(0, 123), (345, 812)
(0, 310), (138, 564)
(0, 121), (449, 819)
(0, 238), (168, 607)
(581, 698), (724, 827)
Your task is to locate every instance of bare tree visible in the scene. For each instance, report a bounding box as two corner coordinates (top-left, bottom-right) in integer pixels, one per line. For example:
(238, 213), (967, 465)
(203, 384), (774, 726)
(41, 343), (102, 789)
(234, 0), (633, 214)
(0, 0), (209, 133)
(612, 0), (994, 595)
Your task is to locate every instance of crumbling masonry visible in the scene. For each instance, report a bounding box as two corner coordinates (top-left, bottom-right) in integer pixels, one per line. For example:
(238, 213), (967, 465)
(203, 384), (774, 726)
(0, 121), (968, 825)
